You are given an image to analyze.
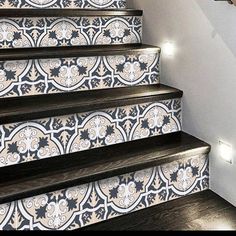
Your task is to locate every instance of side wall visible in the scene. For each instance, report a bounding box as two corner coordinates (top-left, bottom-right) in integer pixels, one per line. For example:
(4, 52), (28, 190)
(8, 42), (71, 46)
(128, 0), (236, 206)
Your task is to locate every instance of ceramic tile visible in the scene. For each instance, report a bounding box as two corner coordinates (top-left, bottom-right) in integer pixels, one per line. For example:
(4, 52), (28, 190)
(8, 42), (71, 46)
(0, 16), (142, 49)
(0, 99), (182, 167)
(0, 154), (209, 230)
(0, 0), (126, 9)
(0, 53), (160, 98)
(0, 202), (19, 230)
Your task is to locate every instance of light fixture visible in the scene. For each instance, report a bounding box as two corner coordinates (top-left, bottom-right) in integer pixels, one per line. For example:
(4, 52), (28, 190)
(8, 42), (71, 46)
(219, 140), (233, 164)
(162, 41), (176, 57)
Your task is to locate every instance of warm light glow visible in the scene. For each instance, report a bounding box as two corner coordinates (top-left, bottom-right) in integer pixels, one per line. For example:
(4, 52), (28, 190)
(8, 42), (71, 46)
(219, 140), (233, 164)
(214, 222), (234, 231)
(162, 41), (176, 57)
(206, 220), (235, 231)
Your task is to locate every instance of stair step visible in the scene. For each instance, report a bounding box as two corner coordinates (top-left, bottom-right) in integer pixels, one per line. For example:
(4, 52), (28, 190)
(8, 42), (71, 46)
(81, 190), (227, 231)
(0, 12), (142, 48)
(0, 0), (126, 9)
(0, 131), (211, 204)
(0, 84), (183, 124)
(0, 9), (142, 17)
(0, 86), (182, 169)
(0, 44), (160, 61)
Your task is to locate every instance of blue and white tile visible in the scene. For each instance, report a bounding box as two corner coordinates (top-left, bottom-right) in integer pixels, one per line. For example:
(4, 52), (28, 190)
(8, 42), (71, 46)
(0, 202), (18, 230)
(0, 154), (209, 230)
(0, 16), (142, 49)
(0, 0), (126, 9)
(16, 184), (92, 230)
(0, 53), (160, 98)
(160, 154), (209, 202)
(0, 99), (182, 168)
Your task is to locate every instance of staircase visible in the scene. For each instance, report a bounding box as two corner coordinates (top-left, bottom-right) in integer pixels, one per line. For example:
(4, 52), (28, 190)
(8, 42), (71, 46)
(0, 0), (210, 231)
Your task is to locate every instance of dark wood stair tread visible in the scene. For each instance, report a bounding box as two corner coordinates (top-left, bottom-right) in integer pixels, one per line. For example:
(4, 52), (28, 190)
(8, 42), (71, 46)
(0, 84), (183, 125)
(81, 190), (235, 231)
(0, 132), (210, 204)
(0, 9), (142, 17)
(0, 44), (160, 61)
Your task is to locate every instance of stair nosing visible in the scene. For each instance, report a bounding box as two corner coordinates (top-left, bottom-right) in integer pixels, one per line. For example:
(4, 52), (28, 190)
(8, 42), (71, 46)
(0, 84), (183, 125)
(0, 44), (161, 61)
(0, 131), (211, 204)
(0, 9), (143, 17)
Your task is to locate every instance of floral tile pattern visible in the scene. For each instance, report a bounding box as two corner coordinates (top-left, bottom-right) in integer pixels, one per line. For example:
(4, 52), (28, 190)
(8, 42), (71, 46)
(0, 99), (182, 168)
(0, 16), (142, 49)
(0, 0), (126, 9)
(0, 53), (160, 98)
(0, 203), (16, 230)
(0, 154), (209, 230)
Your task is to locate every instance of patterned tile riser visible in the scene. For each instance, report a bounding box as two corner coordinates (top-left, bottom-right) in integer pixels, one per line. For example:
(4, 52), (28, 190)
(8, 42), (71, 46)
(0, 53), (160, 98)
(0, 99), (182, 168)
(0, 154), (209, 230)
(0, 16), (142, 49)
(0, 0), (126, 9)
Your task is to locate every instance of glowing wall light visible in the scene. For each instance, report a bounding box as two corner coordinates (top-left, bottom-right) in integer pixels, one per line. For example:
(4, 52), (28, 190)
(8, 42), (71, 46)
(219, 140), (233, 164)
(162, 41), (176, 57)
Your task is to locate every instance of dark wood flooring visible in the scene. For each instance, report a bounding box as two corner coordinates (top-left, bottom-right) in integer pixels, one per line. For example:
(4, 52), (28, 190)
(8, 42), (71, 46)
(82, 190), (236, 231)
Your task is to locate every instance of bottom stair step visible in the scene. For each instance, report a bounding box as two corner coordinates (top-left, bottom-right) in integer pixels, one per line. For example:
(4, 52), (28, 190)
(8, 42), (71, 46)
(81, 190), (235, 231)
(0, 131), (210, 230)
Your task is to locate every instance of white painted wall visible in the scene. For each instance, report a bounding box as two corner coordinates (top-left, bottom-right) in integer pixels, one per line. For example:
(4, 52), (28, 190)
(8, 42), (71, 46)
(128, 0), (236, 206)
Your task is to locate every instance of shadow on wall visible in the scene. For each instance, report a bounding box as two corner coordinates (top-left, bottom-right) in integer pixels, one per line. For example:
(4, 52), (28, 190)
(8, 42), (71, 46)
(191, 0), (236, 58)
(128, 0), (236, 58)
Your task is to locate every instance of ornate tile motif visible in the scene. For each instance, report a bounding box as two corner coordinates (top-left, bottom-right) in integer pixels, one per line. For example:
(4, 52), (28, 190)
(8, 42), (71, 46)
(0, 202), (16, 230)
(0, 0), (126, 9)
(0, 53), (160, 98)
(0, 99), (182, 167)
(0, 16), (142, 49)
(0, 154), (209, 230)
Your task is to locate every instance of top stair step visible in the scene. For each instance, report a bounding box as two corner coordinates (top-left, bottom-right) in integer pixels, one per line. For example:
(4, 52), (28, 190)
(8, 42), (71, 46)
(0, 9), (142, 17)
(0, 9), (142, 48)
(0, 0), (126, 9)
